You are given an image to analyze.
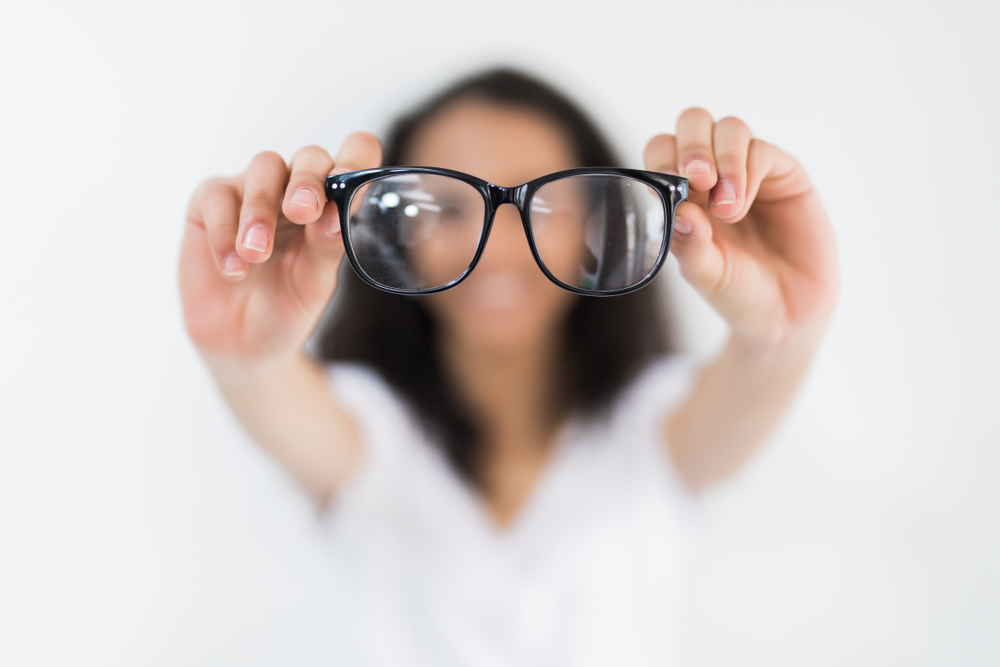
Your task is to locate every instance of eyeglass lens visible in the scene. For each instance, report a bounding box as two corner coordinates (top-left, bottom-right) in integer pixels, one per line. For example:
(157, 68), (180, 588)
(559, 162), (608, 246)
(348, 174), (486, 291)
(346, 173), (667, 293)
(530, 174), (666, 292)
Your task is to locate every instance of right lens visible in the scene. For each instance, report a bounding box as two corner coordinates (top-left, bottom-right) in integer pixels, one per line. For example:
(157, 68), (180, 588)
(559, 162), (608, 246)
(529, 174), (667, 292)
(346, 173), (486, 291)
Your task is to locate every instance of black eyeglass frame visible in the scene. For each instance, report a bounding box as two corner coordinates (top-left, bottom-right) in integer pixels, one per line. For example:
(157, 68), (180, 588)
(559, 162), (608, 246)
(325, 166), (689, 297)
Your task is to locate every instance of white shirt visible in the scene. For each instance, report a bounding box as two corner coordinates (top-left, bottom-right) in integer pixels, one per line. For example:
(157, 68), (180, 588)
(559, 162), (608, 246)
(322, 357), (699, 666)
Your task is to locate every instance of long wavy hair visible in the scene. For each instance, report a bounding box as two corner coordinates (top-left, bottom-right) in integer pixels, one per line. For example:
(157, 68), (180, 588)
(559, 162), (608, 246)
(317, 68), (674, 486)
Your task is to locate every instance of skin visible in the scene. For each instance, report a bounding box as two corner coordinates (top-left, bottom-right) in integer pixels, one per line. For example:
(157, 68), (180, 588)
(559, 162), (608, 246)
(179, 99), (838, 525)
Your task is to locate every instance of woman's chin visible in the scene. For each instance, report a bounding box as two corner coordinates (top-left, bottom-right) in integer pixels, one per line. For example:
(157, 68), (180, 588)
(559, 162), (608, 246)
(454, 318), (547, 358)
(448, 299), (573, 357)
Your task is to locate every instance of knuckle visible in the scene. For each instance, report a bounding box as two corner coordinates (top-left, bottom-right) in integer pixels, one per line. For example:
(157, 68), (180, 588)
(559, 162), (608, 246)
(680, 259), (715, 291)
(292, 144), (331, 165)
(714, 148), (745, 169)
(679, 106), (712, 123)
(711, 252), (735, 295)
(716, 116), (750, 134)
(714, 160), (742, 177)
(252, 150), (287, 171)
(676, 132), (713, 153)
(299, 143), (326, 155)
(678, 140), (713, 155)
(343, 131), (383, 161)
(347, 130), (379, 147)
(242, 195), (279, 221)
(644, 135), (677, 172)
(202, 179), (234, 203)
(747, 139), (775, 169)
(748, 138), (770, 156)
(192, 176), (227, 201)
(644, 133), (675, 155)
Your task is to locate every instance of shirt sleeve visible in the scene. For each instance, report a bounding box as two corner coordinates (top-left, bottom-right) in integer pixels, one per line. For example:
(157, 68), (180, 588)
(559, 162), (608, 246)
(320, 363), (418, 531)
(605, 355), (701, 503)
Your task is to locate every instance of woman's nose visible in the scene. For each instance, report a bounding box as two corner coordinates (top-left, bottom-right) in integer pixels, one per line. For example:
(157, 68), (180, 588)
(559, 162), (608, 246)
(477, 204), (533, 269)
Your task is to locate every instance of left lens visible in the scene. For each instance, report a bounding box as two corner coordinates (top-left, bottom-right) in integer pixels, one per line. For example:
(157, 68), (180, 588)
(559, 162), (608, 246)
(529, 174), (667, 292)
(346, 173), (486, 292)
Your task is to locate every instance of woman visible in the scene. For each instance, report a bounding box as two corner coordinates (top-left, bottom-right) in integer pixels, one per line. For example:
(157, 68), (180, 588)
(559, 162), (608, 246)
(179, 69), (837, 664)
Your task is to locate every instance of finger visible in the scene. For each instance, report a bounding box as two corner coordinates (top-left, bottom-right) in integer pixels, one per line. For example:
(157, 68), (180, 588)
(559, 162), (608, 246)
(332, 131), (383, 173)
(710, 117), (753, 222)
(237, 151), (288, 263)
(643, 133), (679, 175)
(675, 107), (718, 192)
(746, 138), (800, 204)
(289, 204), (348, 308)
(670, 201), (726, 295)
(283, 146), (335, 225)
(188, 178), (247, 281)
(179, 219), (237, 349)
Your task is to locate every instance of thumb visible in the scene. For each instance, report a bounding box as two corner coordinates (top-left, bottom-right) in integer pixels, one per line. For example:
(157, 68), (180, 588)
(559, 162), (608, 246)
(670, 201), (726, 296)
(287, 200), (347, 312)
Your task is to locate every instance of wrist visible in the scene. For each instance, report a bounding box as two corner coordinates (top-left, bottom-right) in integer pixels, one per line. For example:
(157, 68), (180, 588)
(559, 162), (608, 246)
(202, 349), (309, 389)
(726, 321), (827, 370)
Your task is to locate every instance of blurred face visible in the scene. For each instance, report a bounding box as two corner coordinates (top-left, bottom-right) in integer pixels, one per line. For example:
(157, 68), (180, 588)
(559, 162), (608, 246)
(404, 99), (583, 354)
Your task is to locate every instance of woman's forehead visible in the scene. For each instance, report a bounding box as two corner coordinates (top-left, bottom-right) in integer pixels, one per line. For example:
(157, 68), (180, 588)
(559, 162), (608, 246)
(404, 99), (578, 187)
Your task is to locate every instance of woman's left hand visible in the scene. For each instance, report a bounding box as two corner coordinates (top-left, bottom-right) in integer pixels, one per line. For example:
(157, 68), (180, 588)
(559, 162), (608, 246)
(644, 109), (839, 350)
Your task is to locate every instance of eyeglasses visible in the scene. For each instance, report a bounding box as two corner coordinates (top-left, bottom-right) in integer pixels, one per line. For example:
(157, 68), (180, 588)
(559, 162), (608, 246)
(325, 167), (688, 297)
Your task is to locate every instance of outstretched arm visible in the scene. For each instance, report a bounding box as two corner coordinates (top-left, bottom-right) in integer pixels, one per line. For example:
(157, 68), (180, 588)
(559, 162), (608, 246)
(645, 109), (839, 490)
(179, 133), (383, 502)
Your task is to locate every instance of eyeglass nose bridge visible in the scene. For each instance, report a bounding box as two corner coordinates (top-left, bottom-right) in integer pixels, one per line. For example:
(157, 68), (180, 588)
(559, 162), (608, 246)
(485, 182), (529, 211)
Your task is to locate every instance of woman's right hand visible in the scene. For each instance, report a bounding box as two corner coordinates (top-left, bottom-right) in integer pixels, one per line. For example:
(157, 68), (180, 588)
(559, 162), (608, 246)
(179, 132), (382, 370)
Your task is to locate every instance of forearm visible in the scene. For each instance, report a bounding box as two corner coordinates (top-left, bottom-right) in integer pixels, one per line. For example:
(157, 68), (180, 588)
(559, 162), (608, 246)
(666, 332), (822, 491)
(206, 352), (361, 503)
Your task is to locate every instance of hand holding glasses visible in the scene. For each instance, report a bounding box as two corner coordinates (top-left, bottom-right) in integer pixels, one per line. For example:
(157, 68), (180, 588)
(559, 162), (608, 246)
(326, 167), (689, 296)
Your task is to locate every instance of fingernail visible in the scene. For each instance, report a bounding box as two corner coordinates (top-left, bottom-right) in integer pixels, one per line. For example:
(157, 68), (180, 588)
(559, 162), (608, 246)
(326, 215), (342, 237)
(242, 224), (269, 252)
(684, 159), (712, 175)
(712, 179), (738, 206)
(290, 188), (319, 210)
(673, 215), (693, 236)
(223, 252), (246, 276)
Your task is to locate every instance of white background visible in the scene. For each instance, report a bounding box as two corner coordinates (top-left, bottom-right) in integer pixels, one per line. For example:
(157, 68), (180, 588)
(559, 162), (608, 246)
(1, 0), (998, 664)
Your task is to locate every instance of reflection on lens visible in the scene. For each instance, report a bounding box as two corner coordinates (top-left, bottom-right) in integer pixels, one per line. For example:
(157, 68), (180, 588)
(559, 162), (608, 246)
(530, 175), (666, 292)
(347, 174), (486, 291)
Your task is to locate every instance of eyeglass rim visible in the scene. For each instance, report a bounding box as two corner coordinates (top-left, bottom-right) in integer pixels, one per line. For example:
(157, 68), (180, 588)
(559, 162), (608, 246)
(325, 166), (689, 297)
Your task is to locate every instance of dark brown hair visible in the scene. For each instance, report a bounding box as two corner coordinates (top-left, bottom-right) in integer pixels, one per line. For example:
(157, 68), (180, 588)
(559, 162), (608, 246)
(317, 68), (673, 485)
